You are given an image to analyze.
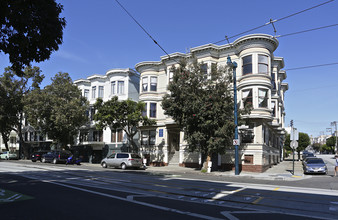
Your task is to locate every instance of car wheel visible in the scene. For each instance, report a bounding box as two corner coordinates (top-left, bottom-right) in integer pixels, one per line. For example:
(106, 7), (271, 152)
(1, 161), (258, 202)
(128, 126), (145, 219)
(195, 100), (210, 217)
(5, 156), (8, 160)
(32, 160), (36, 162)
(53, 158), (57, 164)
(101, 162), (107, 168)
(42, 158), (46, 163)
(121, 163), (126, 170)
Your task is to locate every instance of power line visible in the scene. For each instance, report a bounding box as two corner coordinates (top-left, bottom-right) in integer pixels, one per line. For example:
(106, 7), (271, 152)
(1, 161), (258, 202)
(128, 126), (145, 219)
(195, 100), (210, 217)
(285, 62), (338, 71)
(114, 0), (178, 63)
(277, 24), (338, 38)
(213, 0), (334, 44)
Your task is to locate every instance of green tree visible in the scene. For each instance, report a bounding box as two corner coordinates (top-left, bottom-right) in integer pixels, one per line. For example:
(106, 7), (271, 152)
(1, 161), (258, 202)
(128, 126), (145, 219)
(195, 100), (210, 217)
(284, 132), (310, 160)
(0, 0), (66, 76)
(161, 59), (249, 169)
(94, 97), (155, 153)
(0, 66), (44, 152)
(326, 136), (336, 154)
(312, 143), (322, 153)
(24, 72), (89, 148)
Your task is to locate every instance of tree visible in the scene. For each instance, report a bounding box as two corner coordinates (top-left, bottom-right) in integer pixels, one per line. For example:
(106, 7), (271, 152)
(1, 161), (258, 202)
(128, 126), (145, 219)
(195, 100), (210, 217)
(0, 0), (66, 76)
(0, 66), (44, 152)
(24, 72), (89, 148)
(161, 58), (249, 169)
(94, 97), (155, 153)
(326, 136), (336, 154)
(284, 132), (310, 160)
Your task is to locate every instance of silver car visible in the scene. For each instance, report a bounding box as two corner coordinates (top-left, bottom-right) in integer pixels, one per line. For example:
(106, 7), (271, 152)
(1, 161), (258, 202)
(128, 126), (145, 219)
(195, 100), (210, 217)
(303, 157), (328, 175)
(101, 152), (143, 170)
(0, 151), (17, 160)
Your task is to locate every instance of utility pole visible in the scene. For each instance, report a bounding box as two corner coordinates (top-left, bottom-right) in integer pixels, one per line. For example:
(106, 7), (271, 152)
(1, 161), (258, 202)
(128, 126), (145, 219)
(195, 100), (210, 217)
(227, 56), (239, 175)
(331, 121), (337, 154)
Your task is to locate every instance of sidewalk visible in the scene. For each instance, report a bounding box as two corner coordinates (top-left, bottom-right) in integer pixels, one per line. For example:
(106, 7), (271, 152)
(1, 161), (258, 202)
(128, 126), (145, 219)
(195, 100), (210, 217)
(144, 159), (311, 181)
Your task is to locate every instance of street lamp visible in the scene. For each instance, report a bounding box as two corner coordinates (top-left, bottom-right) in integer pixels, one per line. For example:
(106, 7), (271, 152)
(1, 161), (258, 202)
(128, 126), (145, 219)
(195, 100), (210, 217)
(227, 55), (239, 175)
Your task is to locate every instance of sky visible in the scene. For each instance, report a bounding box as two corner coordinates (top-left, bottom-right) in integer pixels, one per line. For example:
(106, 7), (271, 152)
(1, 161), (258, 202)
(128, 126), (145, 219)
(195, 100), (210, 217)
(1, 0), (338, 137)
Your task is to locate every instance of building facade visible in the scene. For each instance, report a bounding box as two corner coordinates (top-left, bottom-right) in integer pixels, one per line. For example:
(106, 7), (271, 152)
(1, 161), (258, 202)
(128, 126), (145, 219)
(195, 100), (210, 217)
(73, 68), (140, 163)
(136, 34), (288, 172)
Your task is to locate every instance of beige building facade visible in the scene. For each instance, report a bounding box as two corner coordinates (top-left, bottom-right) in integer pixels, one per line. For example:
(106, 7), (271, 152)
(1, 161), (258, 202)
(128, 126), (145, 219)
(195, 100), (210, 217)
(136, 34), (288, 172)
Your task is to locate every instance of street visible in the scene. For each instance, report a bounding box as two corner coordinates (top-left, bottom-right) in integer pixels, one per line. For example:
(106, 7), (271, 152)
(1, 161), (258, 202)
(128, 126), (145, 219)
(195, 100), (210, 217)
(1, 157), (338, 220)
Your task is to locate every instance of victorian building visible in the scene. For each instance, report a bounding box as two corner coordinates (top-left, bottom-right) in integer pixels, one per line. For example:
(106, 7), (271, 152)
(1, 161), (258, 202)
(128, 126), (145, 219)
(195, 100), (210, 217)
(136, 34), (288, 172)
(73, 68), (139, 162)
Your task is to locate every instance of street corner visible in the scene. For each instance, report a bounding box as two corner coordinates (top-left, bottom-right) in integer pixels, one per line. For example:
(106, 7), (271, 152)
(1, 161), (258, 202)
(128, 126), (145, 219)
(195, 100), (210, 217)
(0, 188), (33, 203)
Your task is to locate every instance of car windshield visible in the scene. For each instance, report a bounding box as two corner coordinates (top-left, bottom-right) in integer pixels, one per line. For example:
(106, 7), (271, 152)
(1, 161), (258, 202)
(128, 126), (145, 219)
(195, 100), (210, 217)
(307, 159), (324, 164)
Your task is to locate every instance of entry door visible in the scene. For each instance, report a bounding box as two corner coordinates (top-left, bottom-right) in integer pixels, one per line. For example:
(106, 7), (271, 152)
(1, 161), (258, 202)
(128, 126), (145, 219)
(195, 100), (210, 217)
(168, 132), (179, 153)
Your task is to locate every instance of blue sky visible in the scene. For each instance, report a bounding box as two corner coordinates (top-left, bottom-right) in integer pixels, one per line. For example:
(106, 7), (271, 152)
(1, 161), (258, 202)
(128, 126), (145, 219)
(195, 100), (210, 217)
(1, 0), (338, 137)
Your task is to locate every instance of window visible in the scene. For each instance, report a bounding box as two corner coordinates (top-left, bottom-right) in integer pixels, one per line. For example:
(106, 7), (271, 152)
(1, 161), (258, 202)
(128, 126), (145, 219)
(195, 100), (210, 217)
(92, 86), (96, 99)
(244, 155), (254, 164)
(271, 101), (276, 117)
(271, 72), (276, 89)
(149, 130), (156, 145)
(93, 130), (103, 142)
(242, 89), (253, 108)
(141, 130), (156, 145)
(111, 81), (116, 95)
(142, 103), (147, 117)
(111, 130), (116, 142)
(111, 129), (123, 142)
(242, 55), (252, 75)
(117, 81), (124, 94)
(90, 107), (95, 121)
(84, 89), (89, 99)
(117, 129), (123, 142)
(258, 89), (268, 108)
(150, 103), (156, 118)
(201, 64), (208, 79)
(142, 77), (148, 92)
(258, 55), (269, 74)
(98, 86), (104, 98)
(150, 76), (157, 91)
(169, 70), (174, 82)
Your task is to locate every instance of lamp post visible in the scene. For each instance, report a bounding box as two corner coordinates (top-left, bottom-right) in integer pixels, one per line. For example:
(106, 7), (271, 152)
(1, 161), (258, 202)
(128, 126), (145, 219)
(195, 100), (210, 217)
(227, 55), (239, 175)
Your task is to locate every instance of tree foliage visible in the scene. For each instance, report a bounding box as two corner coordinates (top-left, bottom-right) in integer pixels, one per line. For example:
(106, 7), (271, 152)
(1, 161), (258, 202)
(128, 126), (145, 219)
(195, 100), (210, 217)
(94, 97), (156, 152)
(325, 136), (336, 154)
(162, 58), (249, 162)
(24, 72), (88, 148)
(0, 66), (44, 151)
(0, 0), (66, 75)
(284, 131), (310, 160)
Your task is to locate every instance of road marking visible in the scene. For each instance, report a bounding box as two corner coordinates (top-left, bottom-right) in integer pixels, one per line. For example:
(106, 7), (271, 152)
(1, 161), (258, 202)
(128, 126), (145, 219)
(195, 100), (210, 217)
(273, 187), (280, 191)
(0, 189), (33, 203)
(252, 196), (263, 204)
(43, 181), (223, 220)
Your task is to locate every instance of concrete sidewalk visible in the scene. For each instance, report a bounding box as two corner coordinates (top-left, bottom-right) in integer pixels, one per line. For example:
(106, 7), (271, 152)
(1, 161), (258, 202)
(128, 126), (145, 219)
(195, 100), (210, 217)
(144, 159), (312, 181)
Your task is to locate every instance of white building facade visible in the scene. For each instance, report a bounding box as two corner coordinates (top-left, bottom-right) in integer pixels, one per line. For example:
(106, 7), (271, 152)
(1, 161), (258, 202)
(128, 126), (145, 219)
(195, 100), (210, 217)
(73, 68), (139, 162)
(136, 34), (288, 172)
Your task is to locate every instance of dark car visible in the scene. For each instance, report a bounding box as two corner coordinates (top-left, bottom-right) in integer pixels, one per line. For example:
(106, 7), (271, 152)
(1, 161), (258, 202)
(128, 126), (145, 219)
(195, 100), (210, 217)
(302, 152), (315, 161)
(303, 157), (328, 174)
(41, 150), (72, 164)
(31, 151), (49, 162)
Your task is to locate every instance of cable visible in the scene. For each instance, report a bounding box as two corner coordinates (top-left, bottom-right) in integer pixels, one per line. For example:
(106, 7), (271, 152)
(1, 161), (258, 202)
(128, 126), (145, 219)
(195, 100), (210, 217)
(213, 0), (334, 44)
(277, 24), (338, 38)
(114, 0), (178, 63)
(285, 62), (338, 71)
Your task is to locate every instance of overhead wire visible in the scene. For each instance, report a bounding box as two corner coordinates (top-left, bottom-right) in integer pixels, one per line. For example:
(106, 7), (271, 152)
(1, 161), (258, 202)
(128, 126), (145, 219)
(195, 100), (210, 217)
(213, 0), (334, 44)
(276, 23), (338, 38)
(114, 0), (179, 63)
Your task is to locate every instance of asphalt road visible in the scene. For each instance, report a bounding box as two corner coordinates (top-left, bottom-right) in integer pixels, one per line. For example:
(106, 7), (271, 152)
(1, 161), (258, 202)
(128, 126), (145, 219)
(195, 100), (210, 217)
(1, 160), (338, 219)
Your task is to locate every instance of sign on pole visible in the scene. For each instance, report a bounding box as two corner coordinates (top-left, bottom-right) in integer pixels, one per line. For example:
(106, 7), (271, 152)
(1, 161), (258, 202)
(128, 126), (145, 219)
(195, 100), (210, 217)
(291, 140), (298, 150)
(233, 139), (240, 146)
(290, 128), (299, 141)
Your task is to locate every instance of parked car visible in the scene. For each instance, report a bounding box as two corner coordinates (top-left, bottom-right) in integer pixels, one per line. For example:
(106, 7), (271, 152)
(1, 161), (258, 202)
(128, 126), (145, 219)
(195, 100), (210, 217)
(0, 151), (17, 160)
(302, 152), (315, 161)
(31, 151), (49, 162)
(41, 150), (72, 164)
(101, 152), (143, 170)
(303, 157), (327, 174)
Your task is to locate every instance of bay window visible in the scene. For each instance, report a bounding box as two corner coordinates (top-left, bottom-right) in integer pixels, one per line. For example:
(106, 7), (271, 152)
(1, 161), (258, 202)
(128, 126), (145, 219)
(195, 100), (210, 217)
(150, 76), (157, 91)
(117, 81), (124, 94)
(142, 77), (148, 92)
(258, 89), (268, 108)
(242, 89), (253, 108)
(242, 55), (252, 75)
(258, 55), (269, 74)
